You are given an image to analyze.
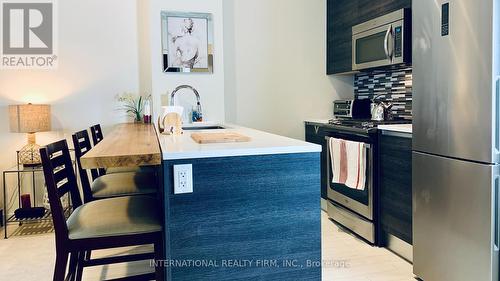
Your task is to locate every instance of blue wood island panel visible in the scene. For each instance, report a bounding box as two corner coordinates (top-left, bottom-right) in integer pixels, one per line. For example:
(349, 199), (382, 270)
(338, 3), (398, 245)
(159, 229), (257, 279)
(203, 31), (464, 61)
(162, 153), (321, 280)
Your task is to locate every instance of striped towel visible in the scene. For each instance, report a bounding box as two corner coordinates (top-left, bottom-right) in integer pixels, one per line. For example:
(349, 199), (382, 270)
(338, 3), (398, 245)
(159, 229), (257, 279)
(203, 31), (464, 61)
(329, 138), (367, 190)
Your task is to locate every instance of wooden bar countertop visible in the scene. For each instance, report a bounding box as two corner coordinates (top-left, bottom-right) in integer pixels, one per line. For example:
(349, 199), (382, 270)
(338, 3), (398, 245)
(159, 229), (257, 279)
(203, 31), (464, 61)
(80, 123), (162, 169)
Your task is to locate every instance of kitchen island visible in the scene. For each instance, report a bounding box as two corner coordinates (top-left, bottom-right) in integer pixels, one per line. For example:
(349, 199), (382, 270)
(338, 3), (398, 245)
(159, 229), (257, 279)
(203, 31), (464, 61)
(158, 124), (322, 280)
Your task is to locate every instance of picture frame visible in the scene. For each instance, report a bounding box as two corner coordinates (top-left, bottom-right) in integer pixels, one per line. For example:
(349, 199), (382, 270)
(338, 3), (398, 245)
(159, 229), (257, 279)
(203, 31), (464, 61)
(161, 11), (214, 73)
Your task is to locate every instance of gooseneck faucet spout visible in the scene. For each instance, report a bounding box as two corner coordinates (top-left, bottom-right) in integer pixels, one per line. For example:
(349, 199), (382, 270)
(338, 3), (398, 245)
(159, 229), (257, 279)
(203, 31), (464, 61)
(170, 85), (203, 122)
(170, 85), (201, 106)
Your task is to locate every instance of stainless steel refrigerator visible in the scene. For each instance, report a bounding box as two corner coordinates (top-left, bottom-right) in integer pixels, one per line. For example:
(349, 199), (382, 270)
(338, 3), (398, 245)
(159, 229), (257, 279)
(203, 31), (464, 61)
(413, 0), (500, 280)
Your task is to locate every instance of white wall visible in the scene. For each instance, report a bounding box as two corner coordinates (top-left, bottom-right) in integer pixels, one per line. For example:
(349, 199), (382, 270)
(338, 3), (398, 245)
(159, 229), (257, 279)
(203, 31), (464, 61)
(223, 0), (353, 140)
(0, 0), (140, 210)
(143, 0), (225, 122)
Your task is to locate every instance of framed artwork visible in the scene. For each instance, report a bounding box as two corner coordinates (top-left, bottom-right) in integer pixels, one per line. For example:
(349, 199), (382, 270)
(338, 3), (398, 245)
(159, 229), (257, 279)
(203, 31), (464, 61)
(161, 11), (214, 73)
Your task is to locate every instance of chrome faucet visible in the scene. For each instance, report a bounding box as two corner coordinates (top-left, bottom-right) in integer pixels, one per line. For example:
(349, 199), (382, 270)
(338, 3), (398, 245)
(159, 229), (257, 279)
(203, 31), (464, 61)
(170, 85), (203, 122)
(170, 85), (200, 106)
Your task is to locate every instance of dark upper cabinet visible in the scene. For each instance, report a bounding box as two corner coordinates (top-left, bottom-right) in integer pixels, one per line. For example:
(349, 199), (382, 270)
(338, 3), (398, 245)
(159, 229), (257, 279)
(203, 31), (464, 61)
(327, 0), (412, 75)
(327, 0), (359, 75)
(379, 131), (412, 244)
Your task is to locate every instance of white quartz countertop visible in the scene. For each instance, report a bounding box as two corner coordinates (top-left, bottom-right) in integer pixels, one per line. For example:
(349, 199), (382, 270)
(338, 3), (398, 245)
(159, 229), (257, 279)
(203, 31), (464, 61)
(157, 123), (322, 160)
(378, 124), (413, 134)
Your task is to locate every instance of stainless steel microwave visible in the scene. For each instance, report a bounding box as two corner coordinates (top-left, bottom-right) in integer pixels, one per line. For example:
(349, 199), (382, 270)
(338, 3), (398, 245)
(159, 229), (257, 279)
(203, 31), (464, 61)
(352, 8), (411, 71)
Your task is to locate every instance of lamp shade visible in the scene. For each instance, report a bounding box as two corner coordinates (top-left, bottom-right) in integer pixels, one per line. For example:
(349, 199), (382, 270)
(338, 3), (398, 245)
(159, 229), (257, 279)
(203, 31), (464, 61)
(9, 104), (51, 133)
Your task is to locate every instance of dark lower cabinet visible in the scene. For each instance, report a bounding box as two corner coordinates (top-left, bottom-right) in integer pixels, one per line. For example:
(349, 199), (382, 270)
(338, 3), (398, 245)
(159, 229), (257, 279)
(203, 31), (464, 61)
(327, 0), (412, 75)
(379, 130), (412, 244)
(305, 124), (328, 200)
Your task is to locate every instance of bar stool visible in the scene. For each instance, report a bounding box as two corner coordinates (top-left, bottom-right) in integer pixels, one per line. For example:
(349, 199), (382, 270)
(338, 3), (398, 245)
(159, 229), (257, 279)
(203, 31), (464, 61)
(72, 129), (157, 203)
(40, 140), (164, 281)
(89, 124), (104, 146)
(90, 124), (144, 174)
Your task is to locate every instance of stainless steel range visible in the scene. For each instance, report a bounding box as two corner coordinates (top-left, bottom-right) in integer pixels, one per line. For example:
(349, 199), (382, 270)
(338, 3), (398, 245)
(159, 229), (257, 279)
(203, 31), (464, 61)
(324, 118), (409, 245)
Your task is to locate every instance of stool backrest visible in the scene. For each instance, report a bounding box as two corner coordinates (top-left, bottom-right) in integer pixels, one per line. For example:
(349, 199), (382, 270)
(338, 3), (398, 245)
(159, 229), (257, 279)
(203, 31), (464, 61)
(89, 125), (106, 177)
(72, 129), (104, 202)
(40, 140), (82, 245)
(90, 124), (104, 146)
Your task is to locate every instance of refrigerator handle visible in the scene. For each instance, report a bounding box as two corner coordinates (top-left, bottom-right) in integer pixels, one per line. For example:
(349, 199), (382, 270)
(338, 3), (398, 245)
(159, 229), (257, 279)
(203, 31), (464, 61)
(495, 77), (500, 155)
(495, 176), (500, 251)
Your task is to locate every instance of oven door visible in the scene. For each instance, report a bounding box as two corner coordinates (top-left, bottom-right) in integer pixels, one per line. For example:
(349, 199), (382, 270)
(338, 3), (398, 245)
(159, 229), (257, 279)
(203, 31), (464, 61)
(352, 21), (402, 71)
(326, 137), (373, 220)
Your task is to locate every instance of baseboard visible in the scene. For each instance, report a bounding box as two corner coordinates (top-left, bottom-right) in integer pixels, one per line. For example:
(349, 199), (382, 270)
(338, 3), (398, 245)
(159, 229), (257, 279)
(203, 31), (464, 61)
(321, 198), (327, 211)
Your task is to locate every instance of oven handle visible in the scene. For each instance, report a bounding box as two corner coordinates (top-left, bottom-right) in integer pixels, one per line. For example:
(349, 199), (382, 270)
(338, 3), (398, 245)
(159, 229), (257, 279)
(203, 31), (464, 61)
(325, 136), (371, 149)
(323, 128), (374, 139)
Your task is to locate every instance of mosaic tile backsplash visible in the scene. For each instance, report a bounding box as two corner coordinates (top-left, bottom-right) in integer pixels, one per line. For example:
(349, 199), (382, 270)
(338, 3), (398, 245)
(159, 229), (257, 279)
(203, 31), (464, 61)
(354, 66), (413, 120)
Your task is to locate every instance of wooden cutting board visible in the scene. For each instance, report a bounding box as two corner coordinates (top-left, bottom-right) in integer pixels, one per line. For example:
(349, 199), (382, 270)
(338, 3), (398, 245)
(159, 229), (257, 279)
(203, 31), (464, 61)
(191, 132), (251, 144)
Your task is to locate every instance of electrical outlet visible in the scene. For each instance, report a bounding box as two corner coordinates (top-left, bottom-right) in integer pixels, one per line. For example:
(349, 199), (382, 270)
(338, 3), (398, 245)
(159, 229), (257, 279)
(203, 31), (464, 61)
(173, 164), (193, 194)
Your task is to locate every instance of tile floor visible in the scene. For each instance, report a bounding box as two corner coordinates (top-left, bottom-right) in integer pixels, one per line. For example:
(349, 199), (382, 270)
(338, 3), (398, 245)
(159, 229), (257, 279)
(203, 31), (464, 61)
(0, 211), (414, 280)
(321, 212), (415, 281)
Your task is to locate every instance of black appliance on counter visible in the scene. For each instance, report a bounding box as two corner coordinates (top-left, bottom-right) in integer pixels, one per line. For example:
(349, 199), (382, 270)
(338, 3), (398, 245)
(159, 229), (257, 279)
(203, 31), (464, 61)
(333, 99), (371, 119)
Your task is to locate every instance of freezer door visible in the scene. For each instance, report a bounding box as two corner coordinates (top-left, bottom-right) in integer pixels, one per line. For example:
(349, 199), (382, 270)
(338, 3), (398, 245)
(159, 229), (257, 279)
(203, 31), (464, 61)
(413, 152), (499, 281)
(413, 0), (500, 163)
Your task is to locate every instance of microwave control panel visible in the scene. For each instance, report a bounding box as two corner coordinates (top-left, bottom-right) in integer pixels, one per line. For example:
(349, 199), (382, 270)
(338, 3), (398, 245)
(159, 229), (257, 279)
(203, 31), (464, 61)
(394, 26), (402, 58)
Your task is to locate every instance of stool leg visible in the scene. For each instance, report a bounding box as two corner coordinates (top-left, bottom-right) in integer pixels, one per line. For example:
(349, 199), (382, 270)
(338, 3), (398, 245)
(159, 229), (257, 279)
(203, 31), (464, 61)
(53, 251), (69, 281)
(67, 252), (79, 281)
(75, 251), (84, 281)
(154, 236), (164, 281)
(85, 250), (91, 261)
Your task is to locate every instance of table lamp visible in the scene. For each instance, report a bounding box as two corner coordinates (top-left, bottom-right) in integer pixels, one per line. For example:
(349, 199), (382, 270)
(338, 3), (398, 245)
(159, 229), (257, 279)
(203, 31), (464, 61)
(9, 104), (51, 167)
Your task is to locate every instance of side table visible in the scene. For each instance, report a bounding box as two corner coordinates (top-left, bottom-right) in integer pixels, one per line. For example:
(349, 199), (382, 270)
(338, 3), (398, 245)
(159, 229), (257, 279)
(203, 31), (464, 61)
(2, 151), (76, 239)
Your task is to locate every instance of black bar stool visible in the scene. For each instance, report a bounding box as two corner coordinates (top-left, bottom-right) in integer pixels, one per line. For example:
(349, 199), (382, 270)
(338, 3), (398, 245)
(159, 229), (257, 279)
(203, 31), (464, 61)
(72, 130), (157, 203)
(40, 140), (164, 281)
(89, 124), (104, 146)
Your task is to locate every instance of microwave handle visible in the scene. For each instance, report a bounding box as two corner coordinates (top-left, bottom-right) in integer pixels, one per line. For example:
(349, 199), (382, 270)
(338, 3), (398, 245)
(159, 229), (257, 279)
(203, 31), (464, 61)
(384, 25), (393, 60)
